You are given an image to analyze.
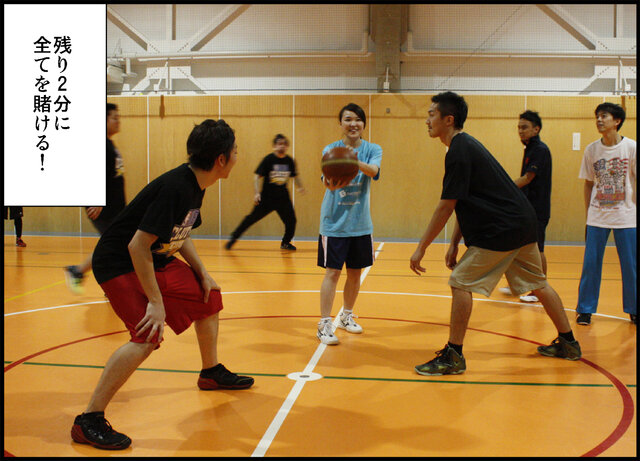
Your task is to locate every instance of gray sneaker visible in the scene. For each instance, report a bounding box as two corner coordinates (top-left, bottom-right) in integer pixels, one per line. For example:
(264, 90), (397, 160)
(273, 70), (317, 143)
(537, 336), (582, 361)
(415, 345), (466, 376)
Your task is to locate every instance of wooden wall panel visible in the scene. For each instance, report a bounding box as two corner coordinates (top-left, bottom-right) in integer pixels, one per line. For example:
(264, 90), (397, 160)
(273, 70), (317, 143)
(219, 95), (295, 240)
(148, 95), (221, 236)
(463, 95), (527, 175)
(4, 206), (81, 235)
(369, 94), (449, 240)
(12, 94), (635, 245)
(608, 95), (637, 140)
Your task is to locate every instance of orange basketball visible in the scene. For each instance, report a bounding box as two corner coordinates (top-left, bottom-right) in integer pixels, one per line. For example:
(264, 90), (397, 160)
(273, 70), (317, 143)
(321, 146), (359, 183)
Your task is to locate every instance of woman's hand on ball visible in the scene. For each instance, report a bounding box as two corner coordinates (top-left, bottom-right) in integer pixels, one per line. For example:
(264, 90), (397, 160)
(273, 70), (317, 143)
(323, 176), (350, 190)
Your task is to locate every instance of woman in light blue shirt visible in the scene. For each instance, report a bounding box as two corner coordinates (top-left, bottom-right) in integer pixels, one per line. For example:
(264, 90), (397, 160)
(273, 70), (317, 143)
(317, 103), (383, 345)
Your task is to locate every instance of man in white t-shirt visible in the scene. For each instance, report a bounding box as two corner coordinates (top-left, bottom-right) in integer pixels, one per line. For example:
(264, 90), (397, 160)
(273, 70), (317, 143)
(576, 102), (636, 326)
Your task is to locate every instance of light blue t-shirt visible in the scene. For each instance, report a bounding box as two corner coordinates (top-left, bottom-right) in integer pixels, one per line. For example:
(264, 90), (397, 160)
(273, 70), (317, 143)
(320, 139), (383, 237)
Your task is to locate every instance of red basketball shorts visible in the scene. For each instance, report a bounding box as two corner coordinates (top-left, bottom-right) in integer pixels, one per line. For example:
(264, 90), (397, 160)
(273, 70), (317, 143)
(100, 258), (223, 345)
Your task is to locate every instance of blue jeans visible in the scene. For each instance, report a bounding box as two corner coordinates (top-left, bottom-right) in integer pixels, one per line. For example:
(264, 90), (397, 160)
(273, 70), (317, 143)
(577, 225), (637, 315)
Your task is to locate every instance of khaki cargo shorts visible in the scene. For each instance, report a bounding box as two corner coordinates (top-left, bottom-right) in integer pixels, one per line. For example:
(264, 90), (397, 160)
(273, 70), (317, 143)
(449, 242), (547, 297)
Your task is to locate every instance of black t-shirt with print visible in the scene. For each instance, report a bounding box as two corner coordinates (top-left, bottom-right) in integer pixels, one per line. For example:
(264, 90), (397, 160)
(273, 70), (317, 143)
(441, 132), (537, 251)
(520, 135), (552, 221)
(255, 153), (297, 199)
(92, 163), (204, 284)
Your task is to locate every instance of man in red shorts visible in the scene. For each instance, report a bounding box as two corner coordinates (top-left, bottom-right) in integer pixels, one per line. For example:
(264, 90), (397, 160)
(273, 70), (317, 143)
(71, 119), (253, 451)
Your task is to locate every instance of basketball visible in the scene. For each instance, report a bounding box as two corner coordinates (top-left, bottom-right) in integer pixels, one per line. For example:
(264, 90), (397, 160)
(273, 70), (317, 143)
(321, 146), (359, 183)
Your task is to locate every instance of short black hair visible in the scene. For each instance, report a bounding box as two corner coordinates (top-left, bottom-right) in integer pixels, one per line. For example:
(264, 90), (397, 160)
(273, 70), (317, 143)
(339, 103), (366, 128)
(273, 133), (289, 145)
(431, 92), (468, 129)
(187, 119), (235, 171)
(107, 102), (117, 116)
(519, 110), (542, 130)
(595, 102), (626, 131)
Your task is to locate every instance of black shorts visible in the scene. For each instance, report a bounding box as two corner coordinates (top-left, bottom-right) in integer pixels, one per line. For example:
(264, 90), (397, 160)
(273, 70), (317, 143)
(536, 219), (549, 253)
(317, 234), (374, 270)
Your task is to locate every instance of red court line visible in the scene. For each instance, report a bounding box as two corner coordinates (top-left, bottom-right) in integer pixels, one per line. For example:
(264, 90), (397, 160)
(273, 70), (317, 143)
(4, 316), (634, 457)
(578, 357), (635, 457)
(3, 330), (127, 373)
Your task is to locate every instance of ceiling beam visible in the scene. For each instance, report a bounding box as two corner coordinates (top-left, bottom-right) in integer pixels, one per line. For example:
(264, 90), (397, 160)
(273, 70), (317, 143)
(370, 4), (408, 92)
(107, 6), (155, 52)
(187, 4), (251, 52)
(536, 4), (596, 51)
(167, 4), (176, 41)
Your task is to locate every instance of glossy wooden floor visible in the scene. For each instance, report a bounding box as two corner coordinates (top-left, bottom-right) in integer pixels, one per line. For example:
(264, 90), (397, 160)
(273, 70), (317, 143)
(4, 235), (636, 457)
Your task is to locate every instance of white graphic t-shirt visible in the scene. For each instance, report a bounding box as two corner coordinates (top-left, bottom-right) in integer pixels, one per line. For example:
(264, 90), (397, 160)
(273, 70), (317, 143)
(579, 136), (636, 228)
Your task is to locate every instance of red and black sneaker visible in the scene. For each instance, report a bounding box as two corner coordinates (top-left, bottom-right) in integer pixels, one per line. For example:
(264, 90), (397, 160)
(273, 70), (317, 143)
(197, 363), (254, 390)
(71, 412), (131, 450)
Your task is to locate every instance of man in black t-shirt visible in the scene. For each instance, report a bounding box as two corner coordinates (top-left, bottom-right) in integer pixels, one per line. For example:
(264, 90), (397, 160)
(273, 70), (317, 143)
(71, 119), (254, 451)
(499, 110), (553, 303)
(64, 103), (127, 294)
(226, 134), (305, 250)
(409, 92), (580, 376)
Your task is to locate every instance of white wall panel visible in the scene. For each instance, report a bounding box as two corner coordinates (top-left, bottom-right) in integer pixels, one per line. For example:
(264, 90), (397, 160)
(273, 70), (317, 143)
(409, 4), (586, 52)
(401, 58), (612, 93)
(562, 4), (615, 38)
(199, 4), (368, 52)
(620, 4), (637, 38)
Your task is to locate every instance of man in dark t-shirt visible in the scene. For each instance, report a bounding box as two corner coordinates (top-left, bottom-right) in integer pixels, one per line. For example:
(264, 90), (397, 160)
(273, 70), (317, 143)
(70, 119), (254, 451)
(409, 92), (580, 376)
(226, 134), (305, 250)
(64, 103), (127, 294)
(500, 110), (553, 302)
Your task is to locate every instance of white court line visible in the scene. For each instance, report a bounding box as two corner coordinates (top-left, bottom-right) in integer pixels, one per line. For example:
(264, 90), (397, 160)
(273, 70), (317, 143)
(2, 291), (321, 317)
(3, 291), (628, 321)
(3, 300), (109, 316)
(251, 242), (385, 457)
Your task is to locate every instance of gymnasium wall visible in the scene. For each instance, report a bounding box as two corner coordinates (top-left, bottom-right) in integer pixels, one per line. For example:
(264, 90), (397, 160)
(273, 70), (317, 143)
(6, 93), (636, 244)
(105, 4), (636, 95)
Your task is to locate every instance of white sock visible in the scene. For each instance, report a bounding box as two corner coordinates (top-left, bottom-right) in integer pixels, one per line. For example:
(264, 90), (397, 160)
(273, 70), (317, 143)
(342, 309), (353, 317)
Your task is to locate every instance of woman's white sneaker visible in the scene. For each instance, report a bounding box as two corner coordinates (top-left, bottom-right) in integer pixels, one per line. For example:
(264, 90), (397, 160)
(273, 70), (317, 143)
(317, 321), (339, 345)
(337, 312), (363, 334)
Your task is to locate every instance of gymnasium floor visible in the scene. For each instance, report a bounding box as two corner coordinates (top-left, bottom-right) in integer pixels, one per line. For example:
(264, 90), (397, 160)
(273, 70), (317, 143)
(3, 235), (636, 457)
